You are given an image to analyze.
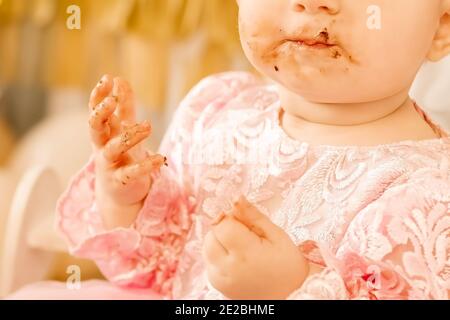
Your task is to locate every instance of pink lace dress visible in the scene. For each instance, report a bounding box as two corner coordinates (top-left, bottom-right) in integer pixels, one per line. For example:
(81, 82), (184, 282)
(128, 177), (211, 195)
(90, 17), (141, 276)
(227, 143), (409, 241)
(9, 72), (450, 300)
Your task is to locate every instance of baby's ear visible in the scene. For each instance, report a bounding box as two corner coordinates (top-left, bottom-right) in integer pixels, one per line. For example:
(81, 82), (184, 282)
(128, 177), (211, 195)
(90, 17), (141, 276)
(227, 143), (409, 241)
(427, 3), (450, 61)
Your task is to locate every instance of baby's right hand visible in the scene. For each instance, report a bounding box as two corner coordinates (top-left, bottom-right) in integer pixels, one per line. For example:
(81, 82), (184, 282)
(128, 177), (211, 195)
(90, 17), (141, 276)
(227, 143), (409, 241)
(88, 75), (166, 228)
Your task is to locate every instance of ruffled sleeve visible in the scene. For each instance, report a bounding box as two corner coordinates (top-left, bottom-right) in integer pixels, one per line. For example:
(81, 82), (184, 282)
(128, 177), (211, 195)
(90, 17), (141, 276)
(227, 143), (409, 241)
(55, 72), (260, 297)
(288, 167), (450, 300)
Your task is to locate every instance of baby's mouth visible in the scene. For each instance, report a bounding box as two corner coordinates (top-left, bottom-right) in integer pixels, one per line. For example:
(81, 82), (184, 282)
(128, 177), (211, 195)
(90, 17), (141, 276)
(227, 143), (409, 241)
(273, 27), (354, 61)
(291, 39), (336, 49)
(285, 28), (338, 50)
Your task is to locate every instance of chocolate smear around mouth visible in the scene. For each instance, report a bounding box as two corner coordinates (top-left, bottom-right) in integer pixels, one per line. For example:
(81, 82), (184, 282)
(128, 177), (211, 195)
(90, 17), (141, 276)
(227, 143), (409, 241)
(317, 28), (330, 43)
(332, 49), (341, 59)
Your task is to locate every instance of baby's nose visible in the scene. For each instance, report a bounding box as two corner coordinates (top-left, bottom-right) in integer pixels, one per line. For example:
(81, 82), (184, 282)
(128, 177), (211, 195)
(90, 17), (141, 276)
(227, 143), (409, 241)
(291, 0), (340, 15)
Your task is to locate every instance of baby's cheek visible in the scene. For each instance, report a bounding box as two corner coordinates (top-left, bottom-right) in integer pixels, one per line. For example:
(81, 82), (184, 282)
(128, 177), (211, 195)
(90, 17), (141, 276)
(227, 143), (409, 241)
(240, 34), (271, 66)
(243, 38), (268, 62)
(240, 30), (281, 69)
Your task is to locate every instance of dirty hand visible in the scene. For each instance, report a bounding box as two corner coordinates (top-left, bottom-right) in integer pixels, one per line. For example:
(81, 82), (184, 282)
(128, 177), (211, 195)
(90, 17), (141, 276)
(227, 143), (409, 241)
(88, 75), (166, 229)
(203, 196), (309, 300)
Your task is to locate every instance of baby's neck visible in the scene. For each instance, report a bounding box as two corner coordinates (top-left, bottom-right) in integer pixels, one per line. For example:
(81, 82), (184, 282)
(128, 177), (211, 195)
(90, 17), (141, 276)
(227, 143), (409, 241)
(278, 86), (439, 147)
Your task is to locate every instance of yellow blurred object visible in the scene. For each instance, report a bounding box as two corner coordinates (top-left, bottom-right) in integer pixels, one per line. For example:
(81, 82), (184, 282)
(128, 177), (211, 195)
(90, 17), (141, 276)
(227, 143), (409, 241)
(91, 0), (134, 34)
(0, 0), (248, 287)
(121, 0), (242, 110)
(83, 0), (128, 88)
(202, 0), (240, 53)
(35, 0), (122, 89)
(121, 35), (170, 111)
(123, 0), (182, 111)
(177, 0), (203, 39)
(126, 0), (187, 41)
(0, 0), (27, 84)
(39, 0), (87, 88)
(10, 0), (243, 104)
(178, 0), (245, 98)
(30, 0), (56, 28)
(0, 117), (15, 165)
(0, 0), (26, 25)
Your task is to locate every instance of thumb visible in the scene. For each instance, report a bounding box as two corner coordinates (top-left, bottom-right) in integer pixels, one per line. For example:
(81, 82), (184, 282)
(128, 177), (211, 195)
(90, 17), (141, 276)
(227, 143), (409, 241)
(232, 196), (280, 240)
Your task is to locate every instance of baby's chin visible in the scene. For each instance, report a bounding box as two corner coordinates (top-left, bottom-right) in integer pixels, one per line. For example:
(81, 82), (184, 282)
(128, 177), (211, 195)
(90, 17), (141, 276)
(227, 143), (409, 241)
(270, 76), (380, 104)
(262, 40), (355, 72)
(264, 67), (355, 98)
(252, 53), (355, 88)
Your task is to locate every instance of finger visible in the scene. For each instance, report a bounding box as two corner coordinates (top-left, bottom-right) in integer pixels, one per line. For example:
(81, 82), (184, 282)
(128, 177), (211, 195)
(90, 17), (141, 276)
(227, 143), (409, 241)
(114, 154), (166, 185)
(109, 113), (121, 137)
(211, 212), (226, 226)
(89, 97), (118, 147)
(203, 231), (229, 265)
(113, 77), (135, 123)
(89, 97), (117, 131)
(232, 196), (278, 240)
(212, 216), (260, 253)
(89, 75), (114, 111)
(103, 121), (152, 163)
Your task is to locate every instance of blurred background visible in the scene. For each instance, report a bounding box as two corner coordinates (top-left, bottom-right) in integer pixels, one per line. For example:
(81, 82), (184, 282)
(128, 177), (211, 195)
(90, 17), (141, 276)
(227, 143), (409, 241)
(0, 0), (449, 297)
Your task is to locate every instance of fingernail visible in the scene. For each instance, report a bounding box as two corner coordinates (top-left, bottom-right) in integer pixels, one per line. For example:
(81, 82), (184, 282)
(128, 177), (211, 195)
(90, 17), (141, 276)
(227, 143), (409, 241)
(148, 155), (165, 167)
(95, 102), (107, 112)
(237, 195), (248, 207)
(98, 75), (108, 86)
(141, 121), (150, 129)
(211, 212), (226, 225)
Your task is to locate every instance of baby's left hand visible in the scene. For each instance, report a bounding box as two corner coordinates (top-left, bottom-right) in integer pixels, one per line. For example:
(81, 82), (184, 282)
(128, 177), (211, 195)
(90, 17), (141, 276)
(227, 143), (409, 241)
(203, 197), (309, 300)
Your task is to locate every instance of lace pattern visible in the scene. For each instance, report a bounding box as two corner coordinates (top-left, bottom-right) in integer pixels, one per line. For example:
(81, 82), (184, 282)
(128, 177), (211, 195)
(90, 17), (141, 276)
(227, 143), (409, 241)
(57, 72), (450, 300)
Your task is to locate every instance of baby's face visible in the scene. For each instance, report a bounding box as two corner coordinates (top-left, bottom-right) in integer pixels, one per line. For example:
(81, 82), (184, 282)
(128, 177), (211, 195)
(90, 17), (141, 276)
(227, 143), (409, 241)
(238, 0), (447, 103)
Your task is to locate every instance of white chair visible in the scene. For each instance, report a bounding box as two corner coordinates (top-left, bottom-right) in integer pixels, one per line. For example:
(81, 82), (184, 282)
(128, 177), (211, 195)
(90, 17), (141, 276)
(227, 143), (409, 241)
(0, 166), (67, 297)
(411, 55), (450, 130)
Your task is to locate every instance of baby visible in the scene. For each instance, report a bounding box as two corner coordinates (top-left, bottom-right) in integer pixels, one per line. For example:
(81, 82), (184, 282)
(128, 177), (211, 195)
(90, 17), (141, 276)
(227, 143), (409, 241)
(53, 0), (450, 300)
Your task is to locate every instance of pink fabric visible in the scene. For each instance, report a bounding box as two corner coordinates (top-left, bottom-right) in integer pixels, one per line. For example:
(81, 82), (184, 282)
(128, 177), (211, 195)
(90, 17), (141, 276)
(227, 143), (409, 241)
(18, 72), (450, 299)
(7, 280), (162, 300)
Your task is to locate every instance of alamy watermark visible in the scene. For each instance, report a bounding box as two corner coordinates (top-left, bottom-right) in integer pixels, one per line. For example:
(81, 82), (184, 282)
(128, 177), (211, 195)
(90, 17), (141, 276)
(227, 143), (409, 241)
(367, 5), (382, 30)
(66, 5), (81, 30)
(64, 4), (381, 31)
(66, 265), (81, 290)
